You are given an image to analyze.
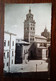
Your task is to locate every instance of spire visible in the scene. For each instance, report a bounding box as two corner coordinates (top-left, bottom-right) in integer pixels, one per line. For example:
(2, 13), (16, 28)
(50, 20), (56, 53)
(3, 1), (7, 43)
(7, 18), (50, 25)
(29, 6), (31, 13)
(44, 26), (47, 32)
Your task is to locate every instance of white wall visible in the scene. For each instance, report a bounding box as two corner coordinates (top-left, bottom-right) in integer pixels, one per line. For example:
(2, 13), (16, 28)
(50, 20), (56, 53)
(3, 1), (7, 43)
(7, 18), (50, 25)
(4, 33), (10, 72)
(42, 49), (47, 59)
(4, 32), (16, 72)
(34, 38), (47, 43)
(10, 35), (16, 68)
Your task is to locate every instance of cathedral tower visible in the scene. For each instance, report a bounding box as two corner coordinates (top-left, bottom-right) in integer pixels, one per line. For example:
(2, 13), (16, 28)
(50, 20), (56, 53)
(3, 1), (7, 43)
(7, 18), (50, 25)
(24, 9), (36, 43)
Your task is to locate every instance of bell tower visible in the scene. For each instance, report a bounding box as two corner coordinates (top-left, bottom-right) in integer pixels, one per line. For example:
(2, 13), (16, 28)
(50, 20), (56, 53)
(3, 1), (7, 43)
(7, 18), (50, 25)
(24, 9), (36, 43)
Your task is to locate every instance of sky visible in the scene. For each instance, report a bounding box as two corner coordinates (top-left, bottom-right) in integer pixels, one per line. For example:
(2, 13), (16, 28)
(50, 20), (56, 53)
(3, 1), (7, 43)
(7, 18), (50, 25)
(4, 3), (52, 39)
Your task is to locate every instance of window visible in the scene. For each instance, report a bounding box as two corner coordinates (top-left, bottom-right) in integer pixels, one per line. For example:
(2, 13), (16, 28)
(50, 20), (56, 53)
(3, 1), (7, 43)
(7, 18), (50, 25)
(12, 51), (14, 56)
(7, 62), (9, 66)
(33, 28), (34, 30)
(8, 41), (10, 46)
(31, 27), (32, 30)
(4, 52), (6, 59)
(12, 41), (14, 46)
(4, 40), (6, 46)
(44, 43), (47, 47)
(7, 52), (9, 58)
(27, 27), (28, 30)
(4, 52), (5, 57)
(24, 28), (26, 30)
(33, 38), (34, 40)
(12, 60), (13, 64)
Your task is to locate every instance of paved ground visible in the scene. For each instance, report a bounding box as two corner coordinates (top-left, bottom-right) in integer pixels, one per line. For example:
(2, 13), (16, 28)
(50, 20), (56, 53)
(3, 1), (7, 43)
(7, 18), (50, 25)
(10, 60), (48, 73)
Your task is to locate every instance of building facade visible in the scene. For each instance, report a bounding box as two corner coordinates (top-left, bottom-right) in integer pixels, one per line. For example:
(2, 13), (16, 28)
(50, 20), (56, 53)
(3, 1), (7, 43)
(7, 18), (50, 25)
(28, 35), (48, 60)
(24, 9), (50, 60)
(34, 35), (48, 59)
(34, 35), (47, 48)
(15, 40), (30, 64)
(24, 9), (36, 43)
(4, 31), (16, 72)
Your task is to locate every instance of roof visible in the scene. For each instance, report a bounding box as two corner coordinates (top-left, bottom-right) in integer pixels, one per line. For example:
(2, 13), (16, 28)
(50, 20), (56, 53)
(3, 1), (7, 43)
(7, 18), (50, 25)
(16, 40), (30, 45)
(4, 31), (16, 36)
(35, 35), (47, 40)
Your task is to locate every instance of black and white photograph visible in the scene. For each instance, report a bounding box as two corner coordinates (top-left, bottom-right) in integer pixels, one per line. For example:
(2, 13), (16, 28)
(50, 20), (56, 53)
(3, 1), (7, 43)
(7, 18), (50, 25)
(4, 3), (52, 79)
